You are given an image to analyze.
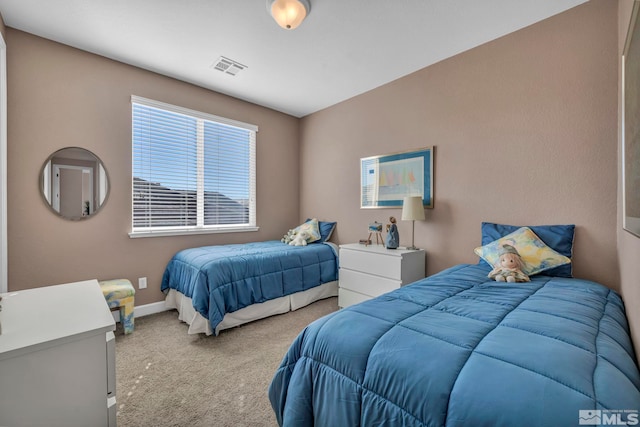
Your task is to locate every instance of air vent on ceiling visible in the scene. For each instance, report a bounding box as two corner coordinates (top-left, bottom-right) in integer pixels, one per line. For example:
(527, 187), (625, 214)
(211, 56), (247, 76)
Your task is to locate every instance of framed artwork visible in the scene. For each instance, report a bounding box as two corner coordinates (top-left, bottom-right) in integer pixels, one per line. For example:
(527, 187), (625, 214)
(624, 1), (640, 238)
(360, 147), (433, 209)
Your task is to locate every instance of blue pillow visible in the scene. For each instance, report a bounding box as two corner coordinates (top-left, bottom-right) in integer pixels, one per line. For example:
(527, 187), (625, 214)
(479, 222), (575, 277)
(306, 219), (337, 243)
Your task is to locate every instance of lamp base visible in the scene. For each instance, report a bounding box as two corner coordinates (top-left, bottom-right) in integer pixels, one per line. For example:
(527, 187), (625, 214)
(407, 221), (420, 251)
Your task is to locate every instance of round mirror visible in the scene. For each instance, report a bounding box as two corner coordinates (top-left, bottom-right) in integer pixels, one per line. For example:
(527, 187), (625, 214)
(40, 147), (110, 220)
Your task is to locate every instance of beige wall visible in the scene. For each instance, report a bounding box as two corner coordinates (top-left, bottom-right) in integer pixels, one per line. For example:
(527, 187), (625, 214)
(618, 0), (640, 358)
(301, 0), (619, 288)
(4, 1), (629, 316)
(7, 29), (300, 305)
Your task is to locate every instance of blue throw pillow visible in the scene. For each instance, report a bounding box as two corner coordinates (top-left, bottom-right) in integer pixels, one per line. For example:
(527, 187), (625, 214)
(479, 222), (575, 277)
(306, 219), (337, 243)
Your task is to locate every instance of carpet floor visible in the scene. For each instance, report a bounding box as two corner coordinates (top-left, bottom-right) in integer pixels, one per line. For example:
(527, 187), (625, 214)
(114, 297), (338, 427)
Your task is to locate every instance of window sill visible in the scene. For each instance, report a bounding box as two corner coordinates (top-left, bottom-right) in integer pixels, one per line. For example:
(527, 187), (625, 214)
(129, 226), (260, 239)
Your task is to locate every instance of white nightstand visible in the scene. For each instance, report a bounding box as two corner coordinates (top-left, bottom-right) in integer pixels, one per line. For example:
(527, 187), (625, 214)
(338, 243), (426, 308)
(0, 280), (117, 427)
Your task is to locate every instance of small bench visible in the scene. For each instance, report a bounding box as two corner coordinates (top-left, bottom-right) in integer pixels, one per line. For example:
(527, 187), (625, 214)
(99, 279), (135, 334)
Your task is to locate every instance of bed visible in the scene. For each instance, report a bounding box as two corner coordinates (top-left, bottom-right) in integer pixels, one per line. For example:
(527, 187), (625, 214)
(161, 221), (339, 335)
(269, 223), (640, 426)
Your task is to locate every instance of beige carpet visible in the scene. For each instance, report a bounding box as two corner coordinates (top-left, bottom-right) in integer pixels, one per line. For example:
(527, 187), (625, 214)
(115, 297), (339, 427)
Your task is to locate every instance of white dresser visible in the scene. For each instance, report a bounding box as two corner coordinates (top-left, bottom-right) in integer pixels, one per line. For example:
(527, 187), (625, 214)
(0, 279), (117, 427)
(338, 243), (426, 308)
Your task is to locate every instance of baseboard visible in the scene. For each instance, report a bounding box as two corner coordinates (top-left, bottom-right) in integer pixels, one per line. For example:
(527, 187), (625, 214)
(111, 300), (171, 322)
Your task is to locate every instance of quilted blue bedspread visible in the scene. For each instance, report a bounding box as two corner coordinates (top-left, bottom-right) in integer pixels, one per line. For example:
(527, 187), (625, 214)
(161, 241), (338, 332)
(269, 264), (640, 426)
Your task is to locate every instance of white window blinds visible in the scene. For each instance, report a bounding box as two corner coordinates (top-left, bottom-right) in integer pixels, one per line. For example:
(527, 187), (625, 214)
(131, 96), (257, 236)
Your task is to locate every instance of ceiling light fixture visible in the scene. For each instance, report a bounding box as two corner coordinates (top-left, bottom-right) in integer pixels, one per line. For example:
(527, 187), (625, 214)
(267, 0), (311, 30)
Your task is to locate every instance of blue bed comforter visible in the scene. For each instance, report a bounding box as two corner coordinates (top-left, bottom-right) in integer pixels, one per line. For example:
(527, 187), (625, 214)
(161, 240), (338, 333)
(269, 264), (640, 426)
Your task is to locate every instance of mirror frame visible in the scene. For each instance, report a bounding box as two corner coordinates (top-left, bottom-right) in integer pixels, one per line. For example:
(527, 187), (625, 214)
(623, 1), (640, 238)
(39, 147), (110, 221)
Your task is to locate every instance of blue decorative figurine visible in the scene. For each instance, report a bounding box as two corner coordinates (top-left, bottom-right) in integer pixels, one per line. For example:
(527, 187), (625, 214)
(385, 216), (399, 249)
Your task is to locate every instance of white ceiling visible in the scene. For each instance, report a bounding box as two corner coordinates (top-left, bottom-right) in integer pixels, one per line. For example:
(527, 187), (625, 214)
(0, 0), (588, 118)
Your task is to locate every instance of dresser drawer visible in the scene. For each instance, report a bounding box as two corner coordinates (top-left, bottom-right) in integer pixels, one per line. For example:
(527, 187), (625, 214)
(338, 288), (371, 308)
(339, 268), (401, 297)
(340, 248), (402, 280)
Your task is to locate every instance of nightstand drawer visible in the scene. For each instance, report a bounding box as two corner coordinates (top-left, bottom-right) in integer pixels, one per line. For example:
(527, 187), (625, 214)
(340, 248), (402, 280)
(339, 268), (401, 297)
(338, 288), (371, 308)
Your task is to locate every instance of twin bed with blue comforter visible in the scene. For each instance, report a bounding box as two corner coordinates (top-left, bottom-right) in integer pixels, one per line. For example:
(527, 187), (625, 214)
(269, 263), (640, 426)
(161, 240), (339, 335)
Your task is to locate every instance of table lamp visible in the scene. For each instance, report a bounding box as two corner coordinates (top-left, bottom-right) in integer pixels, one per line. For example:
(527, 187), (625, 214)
(401, 196), (425, 250)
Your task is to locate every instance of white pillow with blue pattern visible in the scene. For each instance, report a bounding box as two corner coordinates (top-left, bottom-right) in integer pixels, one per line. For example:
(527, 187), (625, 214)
(474, 226), (571, 277)
(293, 218), (322, 243)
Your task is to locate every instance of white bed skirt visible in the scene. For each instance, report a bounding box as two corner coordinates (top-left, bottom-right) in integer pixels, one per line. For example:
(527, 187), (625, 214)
(164, 281), (338, 335)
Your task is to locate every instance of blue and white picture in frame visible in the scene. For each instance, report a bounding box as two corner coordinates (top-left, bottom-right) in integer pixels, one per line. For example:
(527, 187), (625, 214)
(361, 147), (433, 209)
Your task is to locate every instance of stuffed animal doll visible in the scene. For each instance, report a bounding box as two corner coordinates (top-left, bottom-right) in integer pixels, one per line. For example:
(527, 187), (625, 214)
(289, 230), (310, 246)
(281, 229), (296, 244)
(488, 244), (530, 283)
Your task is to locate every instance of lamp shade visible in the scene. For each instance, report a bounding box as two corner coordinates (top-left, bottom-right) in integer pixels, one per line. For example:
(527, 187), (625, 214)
(401, 196), (425, 221)
(268, 0), (310, 30)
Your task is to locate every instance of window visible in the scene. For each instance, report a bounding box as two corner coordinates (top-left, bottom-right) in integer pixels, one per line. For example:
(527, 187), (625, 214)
(130, 96), (257, 237)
